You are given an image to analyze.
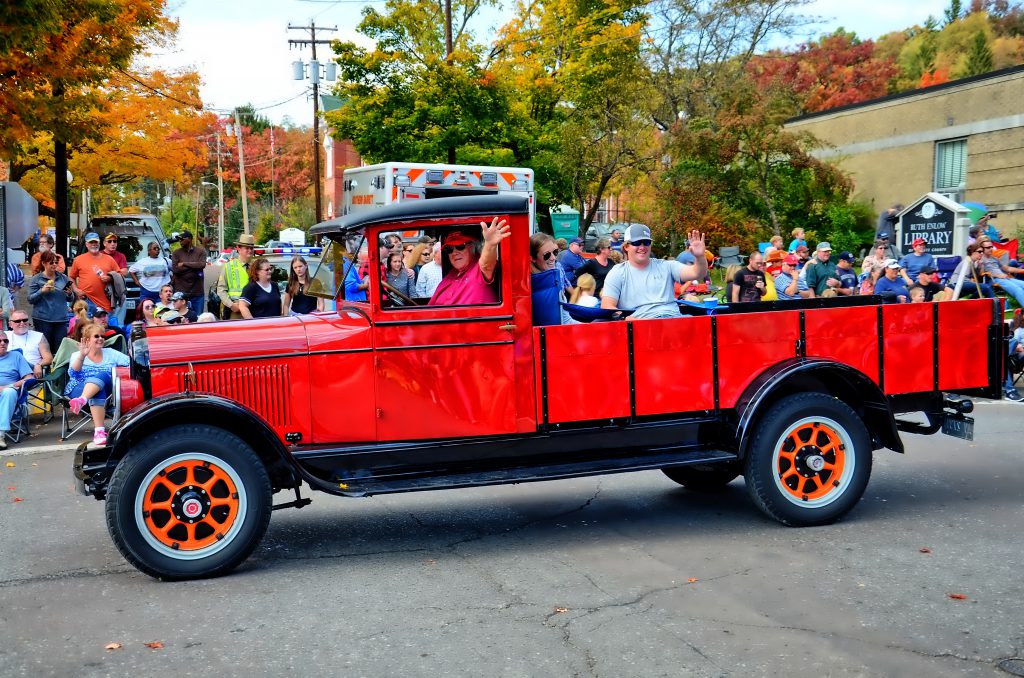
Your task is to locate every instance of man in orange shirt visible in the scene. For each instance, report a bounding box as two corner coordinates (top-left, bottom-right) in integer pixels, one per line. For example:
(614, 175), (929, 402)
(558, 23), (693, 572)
(68, 232), (119, 314)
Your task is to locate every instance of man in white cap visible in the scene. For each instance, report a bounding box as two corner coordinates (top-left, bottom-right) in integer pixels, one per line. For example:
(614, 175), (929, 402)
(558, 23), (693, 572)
(601, 225), (707, 319)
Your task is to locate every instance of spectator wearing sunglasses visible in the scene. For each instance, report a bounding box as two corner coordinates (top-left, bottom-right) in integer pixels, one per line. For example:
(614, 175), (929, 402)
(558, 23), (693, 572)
(529, 233), (577, 326)
(977, 237), (1024, 308)
(601, 224), (708, 319)
(429, 218), (510, 306)
(415, 243), (443, 298)
(0, 332), (34, 449)
(5, 311), (53, 379)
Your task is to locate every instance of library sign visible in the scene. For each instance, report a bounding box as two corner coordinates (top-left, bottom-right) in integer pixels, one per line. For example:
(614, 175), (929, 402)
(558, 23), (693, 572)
(899, 199), (956, 256)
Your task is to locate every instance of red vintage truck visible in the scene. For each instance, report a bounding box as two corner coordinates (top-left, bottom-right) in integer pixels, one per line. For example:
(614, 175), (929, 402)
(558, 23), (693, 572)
(75, 195), (1004, 580)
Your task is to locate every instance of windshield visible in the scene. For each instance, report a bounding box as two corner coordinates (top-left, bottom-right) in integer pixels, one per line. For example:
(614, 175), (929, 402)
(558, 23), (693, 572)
(308, 232), (366, 301)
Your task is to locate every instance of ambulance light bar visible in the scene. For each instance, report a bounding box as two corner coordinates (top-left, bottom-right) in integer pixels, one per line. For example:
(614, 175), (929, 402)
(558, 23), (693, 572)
(425, 169), (444, 184)
(480, 172), (498, 186)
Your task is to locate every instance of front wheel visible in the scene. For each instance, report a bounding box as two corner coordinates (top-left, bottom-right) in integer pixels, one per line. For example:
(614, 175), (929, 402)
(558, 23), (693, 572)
(744, 393), (872, 527)
(105, 424), (272, 580)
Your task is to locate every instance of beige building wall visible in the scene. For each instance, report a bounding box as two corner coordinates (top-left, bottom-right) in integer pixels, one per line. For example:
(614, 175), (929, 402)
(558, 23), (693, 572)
(786, 66), (1024, 235)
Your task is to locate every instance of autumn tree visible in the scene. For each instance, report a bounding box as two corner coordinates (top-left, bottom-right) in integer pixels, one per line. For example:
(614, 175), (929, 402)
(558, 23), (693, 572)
(748, 30), (900, 115)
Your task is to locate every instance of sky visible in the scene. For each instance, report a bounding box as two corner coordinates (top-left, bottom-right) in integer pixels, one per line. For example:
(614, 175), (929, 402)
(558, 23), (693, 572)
(151, 0), (951, 126)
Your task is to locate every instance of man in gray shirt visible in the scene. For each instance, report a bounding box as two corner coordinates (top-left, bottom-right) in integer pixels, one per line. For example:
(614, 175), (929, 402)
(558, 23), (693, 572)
(601, 224), (708, 319)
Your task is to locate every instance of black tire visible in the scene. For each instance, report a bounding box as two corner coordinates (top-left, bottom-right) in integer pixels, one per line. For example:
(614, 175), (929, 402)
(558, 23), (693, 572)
(662, 463), (741, 491)
(744, 392), (872, 527)
(105, 424), (272, 580)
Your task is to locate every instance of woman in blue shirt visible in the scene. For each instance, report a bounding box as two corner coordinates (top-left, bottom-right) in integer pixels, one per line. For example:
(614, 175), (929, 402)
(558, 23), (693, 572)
(873, 261), (910, 303)
(65, 322), (130, 445)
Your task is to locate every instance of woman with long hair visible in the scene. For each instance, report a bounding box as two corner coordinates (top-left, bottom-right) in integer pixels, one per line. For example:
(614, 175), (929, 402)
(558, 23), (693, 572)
(27, 249), (74, 354)
(384, 251), (416, 301)
(281, 255), (324, 316)
(67, 299), (90, 339)
(238, 256), (281, 319)
(135, 298), (165, 327)
(529, 233), (577, 326)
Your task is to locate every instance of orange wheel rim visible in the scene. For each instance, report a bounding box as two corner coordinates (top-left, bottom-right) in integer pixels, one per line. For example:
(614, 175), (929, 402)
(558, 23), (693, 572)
(775, 419), (848, 504)
(141, 459), (240, 552)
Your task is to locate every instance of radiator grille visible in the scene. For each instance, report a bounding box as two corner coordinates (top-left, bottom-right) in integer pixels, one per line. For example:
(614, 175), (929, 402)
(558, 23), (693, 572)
(177, 364), (292, 428)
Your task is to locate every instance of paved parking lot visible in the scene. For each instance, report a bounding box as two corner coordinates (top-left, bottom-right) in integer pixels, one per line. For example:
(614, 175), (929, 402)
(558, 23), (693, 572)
(1, 402), (1022, 677)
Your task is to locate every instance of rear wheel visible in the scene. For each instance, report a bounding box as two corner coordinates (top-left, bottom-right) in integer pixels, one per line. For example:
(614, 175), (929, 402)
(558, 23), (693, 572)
(744, 393), (872, 526)
(105, 424), (272, 580)
(662, 463), (741, 491)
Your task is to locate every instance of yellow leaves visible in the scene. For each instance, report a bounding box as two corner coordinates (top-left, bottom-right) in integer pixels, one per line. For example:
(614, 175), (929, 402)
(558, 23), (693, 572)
(5, 462), (14, 468)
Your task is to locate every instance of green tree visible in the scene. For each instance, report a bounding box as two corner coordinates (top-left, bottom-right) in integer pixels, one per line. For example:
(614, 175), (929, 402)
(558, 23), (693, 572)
(945, 0), (963, 25)
(960, 29), (995, 76)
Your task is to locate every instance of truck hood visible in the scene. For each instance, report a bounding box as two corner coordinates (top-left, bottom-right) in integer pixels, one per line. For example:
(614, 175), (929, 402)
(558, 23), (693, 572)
(147, 316), (308, 366)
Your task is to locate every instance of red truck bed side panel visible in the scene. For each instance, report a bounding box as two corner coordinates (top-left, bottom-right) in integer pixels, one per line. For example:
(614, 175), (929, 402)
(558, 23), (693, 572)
(804, 306), (880, 384)
(540, 323), (630, 423)
(717, 311), (801, 408)
(882, 304), (934, 394)
(633, 316), (715, 415)
(938, 299), (992, 390)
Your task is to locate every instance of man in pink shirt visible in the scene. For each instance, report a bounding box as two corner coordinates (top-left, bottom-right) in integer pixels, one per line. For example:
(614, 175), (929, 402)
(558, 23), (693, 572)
(429, 217), (510, 306)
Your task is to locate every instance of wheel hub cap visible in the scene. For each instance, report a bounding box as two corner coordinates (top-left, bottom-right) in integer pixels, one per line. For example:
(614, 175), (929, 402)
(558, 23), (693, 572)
(172, 486), (211, 522)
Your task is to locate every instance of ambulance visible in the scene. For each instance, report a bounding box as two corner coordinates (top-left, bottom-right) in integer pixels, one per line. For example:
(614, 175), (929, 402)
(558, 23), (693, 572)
(342, 162), (536, 227)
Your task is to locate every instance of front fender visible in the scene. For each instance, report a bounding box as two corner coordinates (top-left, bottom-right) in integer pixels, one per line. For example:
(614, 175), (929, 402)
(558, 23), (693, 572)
(734, 358), (903, 456)
(77, 394), (299, 499)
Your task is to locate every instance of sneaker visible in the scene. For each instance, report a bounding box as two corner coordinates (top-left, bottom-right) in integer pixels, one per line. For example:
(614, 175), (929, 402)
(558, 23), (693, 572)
(68, 396), (87, 415)
(92, 428), (107, 446)
(1005, 387), (1023, 402)
(0, 436), (7, 450)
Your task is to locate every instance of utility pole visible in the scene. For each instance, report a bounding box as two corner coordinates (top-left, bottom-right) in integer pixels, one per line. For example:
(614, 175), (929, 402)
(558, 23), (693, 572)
(232, 108), (250, 235)
(216, 132), (225, 253)
(445, 0), (455, 164)
(289, 21), (336, 225)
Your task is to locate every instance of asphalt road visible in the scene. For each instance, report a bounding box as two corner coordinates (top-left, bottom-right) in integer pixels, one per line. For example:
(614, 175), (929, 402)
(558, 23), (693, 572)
(1, 402), (1022, 677)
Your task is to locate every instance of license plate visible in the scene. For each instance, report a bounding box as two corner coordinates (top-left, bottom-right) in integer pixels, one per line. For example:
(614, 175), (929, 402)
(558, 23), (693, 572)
(124, 299), (136, 310)
(941, 415), (974, 441)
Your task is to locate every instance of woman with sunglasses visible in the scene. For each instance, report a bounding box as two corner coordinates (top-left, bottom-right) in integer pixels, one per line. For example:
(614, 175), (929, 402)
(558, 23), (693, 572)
(238, 256), (282, 319)
(128, 241), (171, 306)
(429, 218), (510, 306)
(529, 233), (577, 326)
(135, 298), (165, 326)
(65, 322), (130, 446)
(28, 250), (74, 353)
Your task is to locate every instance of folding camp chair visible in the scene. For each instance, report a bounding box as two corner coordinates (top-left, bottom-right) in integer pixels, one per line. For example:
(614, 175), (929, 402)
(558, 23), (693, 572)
(935, 256), (961, 287)
(715, 247), (746, 268)
(4, 382), (33, 444)
(43, 337), (121, 441)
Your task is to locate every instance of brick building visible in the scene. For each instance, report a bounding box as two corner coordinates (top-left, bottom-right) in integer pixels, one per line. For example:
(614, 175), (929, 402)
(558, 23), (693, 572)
(785, 65), (1024, 232)
(320, 95), (362, 220)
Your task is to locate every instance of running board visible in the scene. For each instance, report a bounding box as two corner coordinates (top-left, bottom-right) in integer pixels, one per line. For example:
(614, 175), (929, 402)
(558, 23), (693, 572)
(324, 449), (739, 497)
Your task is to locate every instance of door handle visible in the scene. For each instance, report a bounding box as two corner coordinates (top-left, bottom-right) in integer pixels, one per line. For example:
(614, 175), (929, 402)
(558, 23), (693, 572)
(498, 323), (516, 332)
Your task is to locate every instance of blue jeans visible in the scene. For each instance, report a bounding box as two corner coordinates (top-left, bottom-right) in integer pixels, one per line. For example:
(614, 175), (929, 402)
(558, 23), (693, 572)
(187, 295), (204, 319)
(955, 281), (995, 299)
(994, 277), (1024, 308)
(66, 371), (112, 406)
(0, 386), (18, 433)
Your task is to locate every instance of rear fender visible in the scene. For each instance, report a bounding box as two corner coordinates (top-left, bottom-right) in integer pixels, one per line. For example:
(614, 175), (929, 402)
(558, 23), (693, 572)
(106, 394), (299, 491)
(734, 359), (903, 457)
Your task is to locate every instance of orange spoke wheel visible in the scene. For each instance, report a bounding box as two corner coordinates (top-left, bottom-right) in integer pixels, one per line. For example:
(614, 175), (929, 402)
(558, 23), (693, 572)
(107, 425), (272, 580)
(141, 457), (242, 553)
(773, 418), (851, 507)
(745, 393), (872, 527)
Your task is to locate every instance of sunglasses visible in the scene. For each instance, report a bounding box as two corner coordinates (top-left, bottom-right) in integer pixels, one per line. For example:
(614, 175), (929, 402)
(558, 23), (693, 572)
(443, 243), (469, 254)
(540, 249), (558, 261)
(0, 339), (8, 344)
(630, 240), (652, 248)
(10, 318), (29, 324)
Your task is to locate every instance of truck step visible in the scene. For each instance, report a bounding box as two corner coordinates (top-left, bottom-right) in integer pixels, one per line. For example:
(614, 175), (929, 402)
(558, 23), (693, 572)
(334, 449), (739, 497)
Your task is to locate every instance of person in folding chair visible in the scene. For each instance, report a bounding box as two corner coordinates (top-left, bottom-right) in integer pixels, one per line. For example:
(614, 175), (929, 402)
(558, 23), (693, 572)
(64, 322), (130, 446)
(0, 334), (35, 450)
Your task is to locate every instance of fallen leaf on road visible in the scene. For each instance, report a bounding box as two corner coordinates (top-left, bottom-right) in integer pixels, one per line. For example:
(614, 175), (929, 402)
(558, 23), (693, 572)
(919, 547), (932, 554)
(553, 607), (569, 614)
(6, 486), (15, 490)
(12, 497), (23, 502)
(104, 643), (123, 651)
(687, 578), (699, 583)
(5, 462), (14, 468)
(948, 593), (968, 600)
(144, 641), (164, 649)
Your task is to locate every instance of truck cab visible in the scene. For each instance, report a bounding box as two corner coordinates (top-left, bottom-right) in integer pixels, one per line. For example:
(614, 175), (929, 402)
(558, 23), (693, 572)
(75, 195), (1004, 581)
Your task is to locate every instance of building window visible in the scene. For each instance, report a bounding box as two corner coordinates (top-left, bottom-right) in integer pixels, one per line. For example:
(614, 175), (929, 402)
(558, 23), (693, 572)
(934, 139), (966, 200)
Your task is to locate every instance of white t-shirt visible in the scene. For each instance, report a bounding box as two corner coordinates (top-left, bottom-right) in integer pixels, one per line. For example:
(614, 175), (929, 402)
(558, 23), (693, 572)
(576, 293), (600, 308)
(601, 259), (686, 319)
(128, 256), (171, 293)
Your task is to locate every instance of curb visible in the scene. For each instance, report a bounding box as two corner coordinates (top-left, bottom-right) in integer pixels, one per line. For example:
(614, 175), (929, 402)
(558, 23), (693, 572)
(1, 441), (80, 457)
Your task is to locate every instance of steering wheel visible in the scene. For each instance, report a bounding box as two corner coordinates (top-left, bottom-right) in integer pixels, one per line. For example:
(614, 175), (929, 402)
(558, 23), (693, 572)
(381, 280), (417, 307)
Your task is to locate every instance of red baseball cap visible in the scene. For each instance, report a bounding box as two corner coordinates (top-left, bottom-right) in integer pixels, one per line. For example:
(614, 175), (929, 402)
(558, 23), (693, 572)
(442, 231), (476, 247)
(783, 254), (799, 265)
(912, 237), (926, 247)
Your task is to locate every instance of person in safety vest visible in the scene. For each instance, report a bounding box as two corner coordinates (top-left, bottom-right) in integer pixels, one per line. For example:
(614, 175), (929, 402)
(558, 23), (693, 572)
(216, 234), (256, 319)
